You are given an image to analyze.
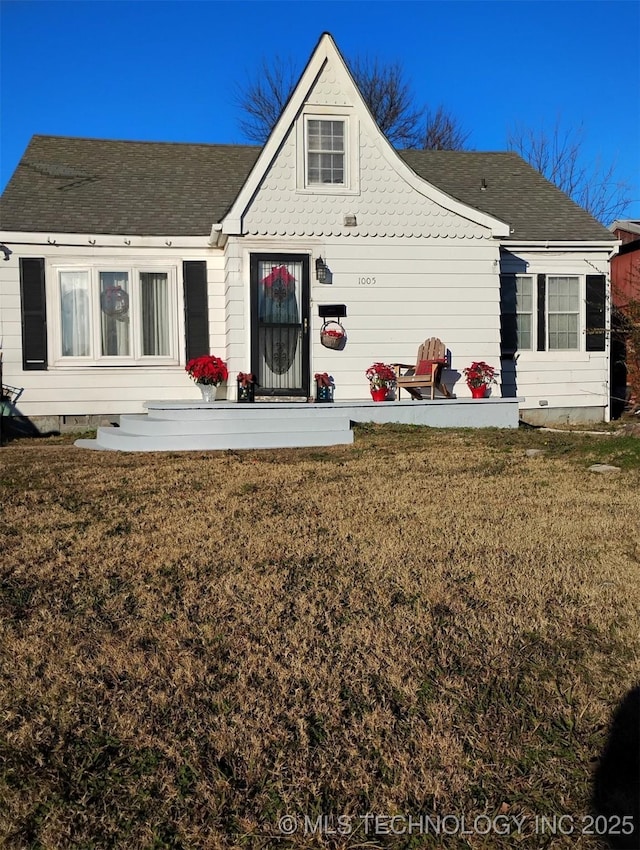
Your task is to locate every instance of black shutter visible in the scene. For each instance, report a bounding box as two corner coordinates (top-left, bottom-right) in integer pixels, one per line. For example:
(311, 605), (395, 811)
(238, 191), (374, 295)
(19, 258), (47, 370)
(183, 261), (209, 361)
(585, 274), (606, 352)
(537, 274), (546, 351)
(499, 274), (518, 354)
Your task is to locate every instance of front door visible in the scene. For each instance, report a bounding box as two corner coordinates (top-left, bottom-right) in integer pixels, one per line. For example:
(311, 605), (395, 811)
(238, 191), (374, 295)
(250, 254), (310, 398)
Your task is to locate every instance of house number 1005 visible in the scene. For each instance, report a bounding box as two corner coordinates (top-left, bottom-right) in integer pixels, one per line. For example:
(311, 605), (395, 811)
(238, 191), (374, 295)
(358, 276), (376, 285)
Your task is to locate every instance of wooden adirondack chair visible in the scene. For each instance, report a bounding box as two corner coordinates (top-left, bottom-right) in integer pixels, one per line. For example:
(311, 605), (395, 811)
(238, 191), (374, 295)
(392, 338), (452, 400)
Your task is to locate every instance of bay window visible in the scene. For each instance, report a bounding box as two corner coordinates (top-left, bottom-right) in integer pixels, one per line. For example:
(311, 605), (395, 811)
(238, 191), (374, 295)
(53, 265), (178, 364)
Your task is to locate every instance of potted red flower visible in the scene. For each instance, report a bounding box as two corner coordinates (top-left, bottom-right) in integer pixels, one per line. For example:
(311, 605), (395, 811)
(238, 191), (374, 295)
(314, 372), (335, 403)
(463, 361), (498, 398)
(365, 362), (396, 402)
(236, 372), (256, 403)
(186, 354), (228, 402)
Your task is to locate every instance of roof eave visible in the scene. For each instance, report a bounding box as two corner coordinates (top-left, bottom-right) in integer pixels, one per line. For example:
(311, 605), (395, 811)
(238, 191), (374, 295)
(0, 230), (216, 249)
(501, 239), (619, 249)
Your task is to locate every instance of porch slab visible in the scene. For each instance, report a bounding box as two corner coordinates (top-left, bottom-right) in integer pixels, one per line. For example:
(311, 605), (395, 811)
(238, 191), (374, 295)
(74, 397), (520, 452)
(339, 396), (520, 429)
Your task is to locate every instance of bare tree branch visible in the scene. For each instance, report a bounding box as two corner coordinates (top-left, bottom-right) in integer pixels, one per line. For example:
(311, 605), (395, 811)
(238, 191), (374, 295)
(421, 105), (470, 151)
(507, 119), (632, 224)
(346, 56), (424, 147)
(234, 57), (299, 144)
(234, 53), (468, 151)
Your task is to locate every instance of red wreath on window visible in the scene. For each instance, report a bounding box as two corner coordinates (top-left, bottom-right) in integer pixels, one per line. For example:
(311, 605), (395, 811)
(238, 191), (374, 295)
(100, 285), (129, 319)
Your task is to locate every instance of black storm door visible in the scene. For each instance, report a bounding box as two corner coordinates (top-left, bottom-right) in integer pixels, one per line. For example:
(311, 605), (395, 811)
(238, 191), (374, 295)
(250, 254), (310, 397)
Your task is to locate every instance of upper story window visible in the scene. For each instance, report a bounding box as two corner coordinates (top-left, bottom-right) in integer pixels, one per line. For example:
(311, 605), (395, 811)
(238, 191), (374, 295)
(306, 119), (345, 186)
(53, 264), (178, 365)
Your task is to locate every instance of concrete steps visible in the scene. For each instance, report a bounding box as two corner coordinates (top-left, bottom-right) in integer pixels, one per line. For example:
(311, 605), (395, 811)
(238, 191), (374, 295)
(74, 397), (522, 453)
(75, 401), (354, 452)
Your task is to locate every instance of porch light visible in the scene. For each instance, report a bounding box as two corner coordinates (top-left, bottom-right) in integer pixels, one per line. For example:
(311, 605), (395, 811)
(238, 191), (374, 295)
(315, 256), (328, 283)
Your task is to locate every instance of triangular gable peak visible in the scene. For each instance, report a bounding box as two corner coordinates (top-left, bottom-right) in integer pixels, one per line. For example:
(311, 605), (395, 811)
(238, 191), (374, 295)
(221, 33), (509, 240)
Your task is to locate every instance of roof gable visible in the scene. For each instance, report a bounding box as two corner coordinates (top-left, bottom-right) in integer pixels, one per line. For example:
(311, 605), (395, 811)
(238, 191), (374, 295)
(222, 32), (509, 238)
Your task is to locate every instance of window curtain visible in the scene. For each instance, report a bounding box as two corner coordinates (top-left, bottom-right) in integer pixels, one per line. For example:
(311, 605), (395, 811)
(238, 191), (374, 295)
(140, 272), (169, 355)
(60, 271), (90, 356)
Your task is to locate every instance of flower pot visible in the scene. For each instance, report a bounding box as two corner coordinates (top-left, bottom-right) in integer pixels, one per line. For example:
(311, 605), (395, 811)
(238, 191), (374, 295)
(316, 385), (334, 403)
(470, 386), (487, 399)
(237, 381), (255, 403)
(197, 382), (217, 402)
(371, 387), (388, 402)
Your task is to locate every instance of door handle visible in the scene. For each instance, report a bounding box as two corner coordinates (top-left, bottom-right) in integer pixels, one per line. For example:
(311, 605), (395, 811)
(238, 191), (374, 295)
(303, 318), (308, 333)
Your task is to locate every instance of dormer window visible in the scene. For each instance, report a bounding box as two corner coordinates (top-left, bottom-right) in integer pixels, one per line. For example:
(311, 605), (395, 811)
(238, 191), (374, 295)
(297, 111), (358, 194)
(306, 119), (345, 186)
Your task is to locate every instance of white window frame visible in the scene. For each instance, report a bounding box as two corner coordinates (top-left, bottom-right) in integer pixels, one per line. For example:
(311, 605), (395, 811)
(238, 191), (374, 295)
(296, 108), (359, 195)
(547, 275), (581, 351)
(306, 117), (346, 187)
(515, 274), (534, 351)
(510, 272), (591, 359)
(48, 262), (180, 367)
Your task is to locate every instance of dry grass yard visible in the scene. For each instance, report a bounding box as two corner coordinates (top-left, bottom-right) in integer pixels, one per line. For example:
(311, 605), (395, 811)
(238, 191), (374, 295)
(1, 424), (639, 850)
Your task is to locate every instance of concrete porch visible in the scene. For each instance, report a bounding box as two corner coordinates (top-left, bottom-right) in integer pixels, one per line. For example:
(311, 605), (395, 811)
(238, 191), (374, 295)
(74, 396), (521, 452)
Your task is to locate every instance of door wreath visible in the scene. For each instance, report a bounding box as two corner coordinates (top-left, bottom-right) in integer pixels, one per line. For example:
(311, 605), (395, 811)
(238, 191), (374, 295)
(100, 285), (129, 319)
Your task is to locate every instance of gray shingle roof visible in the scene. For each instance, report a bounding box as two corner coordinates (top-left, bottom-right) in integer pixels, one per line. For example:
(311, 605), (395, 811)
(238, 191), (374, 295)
(0, 135), (261, 236)
(399, 149), (613, 241)
(0, 134), (613, 241)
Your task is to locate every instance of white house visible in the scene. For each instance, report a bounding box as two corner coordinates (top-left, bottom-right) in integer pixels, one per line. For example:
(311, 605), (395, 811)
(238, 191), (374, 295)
(0, 32), (617, 431)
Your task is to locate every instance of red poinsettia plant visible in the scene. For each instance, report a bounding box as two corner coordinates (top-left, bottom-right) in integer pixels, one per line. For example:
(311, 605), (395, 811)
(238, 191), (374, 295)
(366, 362), (397, 390)
(463, 361), (498, 389)
(186, 354), (228, 386)
(314, 372), (334, 388)
(236, 372), (255, 387)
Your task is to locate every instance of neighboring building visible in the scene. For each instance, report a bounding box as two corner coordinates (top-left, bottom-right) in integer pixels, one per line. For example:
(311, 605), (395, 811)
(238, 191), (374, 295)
(0, 33), (618, 430)
(610, 221), (640, 413)
(610, 221), (640, 310)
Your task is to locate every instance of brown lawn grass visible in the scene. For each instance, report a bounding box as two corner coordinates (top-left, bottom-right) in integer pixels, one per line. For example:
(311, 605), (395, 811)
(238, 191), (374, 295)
(1, 425), (639, 849)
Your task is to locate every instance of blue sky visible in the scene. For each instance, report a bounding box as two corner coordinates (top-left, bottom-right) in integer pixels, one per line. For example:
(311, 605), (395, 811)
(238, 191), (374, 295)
(1, 0), (639, 220)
